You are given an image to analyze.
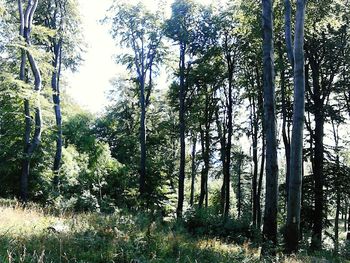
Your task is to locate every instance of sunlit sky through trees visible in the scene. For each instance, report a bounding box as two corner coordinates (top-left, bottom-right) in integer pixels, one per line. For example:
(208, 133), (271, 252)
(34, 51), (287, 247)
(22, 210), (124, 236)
(66, 0), (225, 113)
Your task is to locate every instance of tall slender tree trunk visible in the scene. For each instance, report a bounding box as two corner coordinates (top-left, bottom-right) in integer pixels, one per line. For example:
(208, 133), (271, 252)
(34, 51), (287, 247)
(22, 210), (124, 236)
(347, 206), (350, 240)
(332, 120), (340, 253)
(219, 35), (235, 218)
(334, 190), (340, 253)
(284, 0), (294, 68)
(137, 33), (151, 199)
(257, 65), (265, 229)
(278, 42), (291, 206)
(139, 74), (147, 196)
(285, 0), (306, 253)
(177, 43), (186, 218)
(199, 124), (210, 208)
(199, 128), (206, 209)
(199, 89), (211, 209)
(257, 133), (265, 228)
(21, 95), (31, 203)
(307, 48), (325, 250)
(237, 153), (243, 218)
(250, 96), (259, 227)
(223, 55), (234, 218)
(21, 147), (30, 202)
(19, 0), (42, 203)
(217, 110), (226, 214)
(52, 40), (63, 186)
(262, 0), (279, 253)
(190, 134), (197, 206)
(140, 82), (146, 194)
(345, 202), (348, 232)
(311, 109), (324, 250)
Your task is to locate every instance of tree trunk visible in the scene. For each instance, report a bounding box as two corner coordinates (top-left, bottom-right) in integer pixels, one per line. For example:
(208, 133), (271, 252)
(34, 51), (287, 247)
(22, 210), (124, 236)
(257, 65), (265, 229)
(21, 99), (31, 203)
(139, 74), (147, 196)
(344, 202), (348, 232)
(237, 153), (243, 219)
(177, 43), (186, 218)
(190, 134), (197, 206)
(52, 40), (63, 186)
(310, 102), (324, 250)
(257, 133), (265, 228)
(217, 109), (226, 214)
(347, 206), (350, 240)
(199, 127), (206, 209)
(199, 124), (210, 209)
(223, 53), (234, 218)
(285, 0), (306, 253)
(262, 0), (279, 253)
(199, 90), (211, 209)
(19, 0), (42, 203)
(331, 119), (340, 253)
(278, 42), (291, 207)
(284, 0), (294, 68)
(334, 190), (340, 253)
(250, 96), (259, 227)
(306, 43), (326, 250)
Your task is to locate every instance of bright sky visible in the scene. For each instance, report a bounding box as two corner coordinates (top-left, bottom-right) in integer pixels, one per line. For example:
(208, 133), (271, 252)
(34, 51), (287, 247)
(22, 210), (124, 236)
(65, 0), (219, 113)
(66, 0), (118, 113)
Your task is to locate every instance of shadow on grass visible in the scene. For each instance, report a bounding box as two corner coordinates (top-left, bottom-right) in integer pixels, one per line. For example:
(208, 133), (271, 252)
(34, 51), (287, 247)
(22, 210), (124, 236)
(0, 224), (260, 263)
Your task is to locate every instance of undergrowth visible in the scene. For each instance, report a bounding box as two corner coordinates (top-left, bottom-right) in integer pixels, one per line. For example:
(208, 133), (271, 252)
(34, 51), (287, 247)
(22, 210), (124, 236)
(0, 199), (348, 263)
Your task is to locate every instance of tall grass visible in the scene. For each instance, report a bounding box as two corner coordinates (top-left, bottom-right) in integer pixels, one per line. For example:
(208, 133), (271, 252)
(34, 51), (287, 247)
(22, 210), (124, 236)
(0, 200), (348, 262)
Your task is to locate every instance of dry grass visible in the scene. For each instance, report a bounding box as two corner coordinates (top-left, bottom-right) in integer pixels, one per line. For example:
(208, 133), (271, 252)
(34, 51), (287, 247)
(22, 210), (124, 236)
(0, 200), (348, 263)
(0, 205), (57, 235)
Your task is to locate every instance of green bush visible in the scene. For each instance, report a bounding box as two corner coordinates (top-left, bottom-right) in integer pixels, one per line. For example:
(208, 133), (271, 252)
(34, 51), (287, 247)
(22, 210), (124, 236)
(183, 207), (252, 243)
(341, 240), (350, 260)
(75, 190), (100, 212)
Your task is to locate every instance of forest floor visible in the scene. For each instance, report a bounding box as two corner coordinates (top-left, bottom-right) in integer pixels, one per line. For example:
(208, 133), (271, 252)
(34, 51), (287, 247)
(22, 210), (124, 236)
(0, 200), (348, 263)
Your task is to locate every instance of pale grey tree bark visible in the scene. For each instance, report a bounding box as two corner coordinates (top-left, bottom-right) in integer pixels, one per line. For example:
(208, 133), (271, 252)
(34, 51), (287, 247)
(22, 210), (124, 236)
(48, 0), (66, 186)
(261, 0), (279, 253)
(18, 0), (42, 203)
(52, 39), (63, 185)
(285, 0), (306, 253)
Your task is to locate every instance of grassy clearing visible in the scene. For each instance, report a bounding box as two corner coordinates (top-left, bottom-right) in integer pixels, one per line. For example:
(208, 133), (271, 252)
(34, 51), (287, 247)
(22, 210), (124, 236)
(0, 201), (348, 263)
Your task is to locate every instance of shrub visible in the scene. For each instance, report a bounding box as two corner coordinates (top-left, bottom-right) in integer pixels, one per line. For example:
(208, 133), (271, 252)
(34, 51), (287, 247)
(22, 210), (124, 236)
(183, 207), (252, 243)
(75, 190), (100, 212)
(341, 240), (350, 260)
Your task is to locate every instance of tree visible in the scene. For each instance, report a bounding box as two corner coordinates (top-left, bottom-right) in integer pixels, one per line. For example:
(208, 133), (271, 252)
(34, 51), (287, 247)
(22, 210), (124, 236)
(108, 1), (164, 198)
(238, 0), (265, 228)
(306, 21), (347, 253)
(261, 0), (279, 253)
(196, 72), (218, 209)
(217, 5), (240, 218)
(165, 0), (197, 218)
(285, 0), (306, 253)
(18, 0), (43, 203)
(189, 131), (197, 206)
(36, 0), (82, 185)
